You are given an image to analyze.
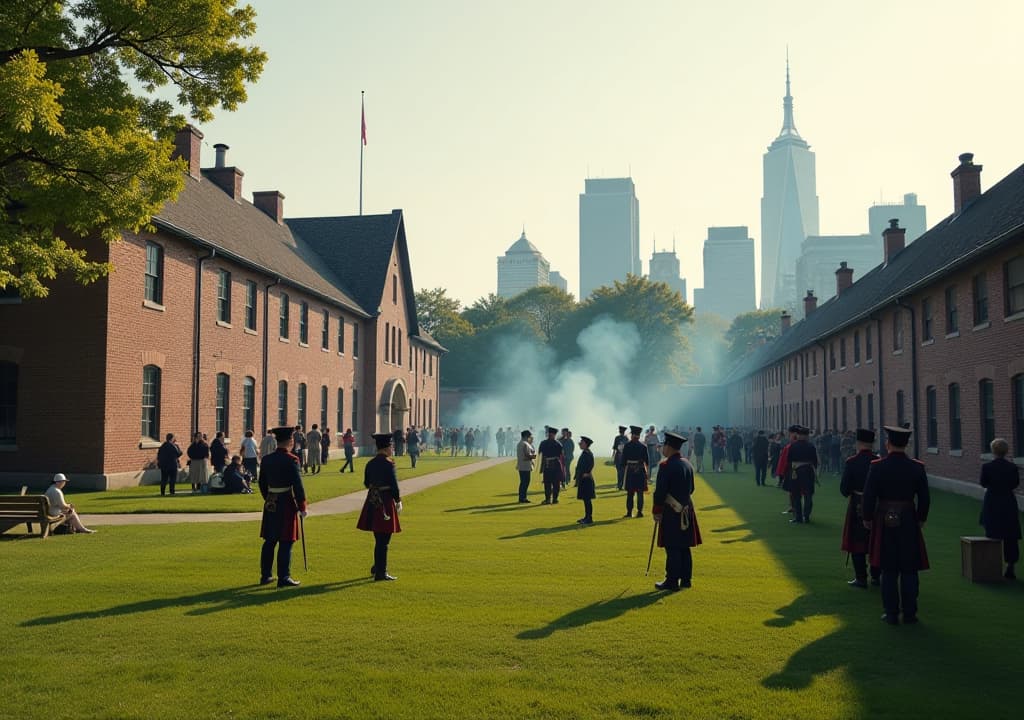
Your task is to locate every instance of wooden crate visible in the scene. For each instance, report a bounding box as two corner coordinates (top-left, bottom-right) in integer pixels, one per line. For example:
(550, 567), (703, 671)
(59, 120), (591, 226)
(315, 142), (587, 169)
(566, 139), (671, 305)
(960, 536), (1004, 583)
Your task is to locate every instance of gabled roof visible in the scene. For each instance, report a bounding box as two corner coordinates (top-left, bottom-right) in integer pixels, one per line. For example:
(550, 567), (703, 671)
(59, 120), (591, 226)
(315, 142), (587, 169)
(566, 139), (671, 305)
(154, 173), (368, 316)
(724, 161), (1024, 384)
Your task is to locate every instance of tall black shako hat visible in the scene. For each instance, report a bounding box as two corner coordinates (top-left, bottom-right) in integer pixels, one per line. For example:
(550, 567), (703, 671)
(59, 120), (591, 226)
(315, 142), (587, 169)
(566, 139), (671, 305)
(663, 431), (687, 450)
(856, 428), (876, 444)
(372, 433), (394, 450)
(884, 424), (912, 447)
(618, 425), (627, 433)
(271, 426), (294, 442)
(629, 425), (643, 435)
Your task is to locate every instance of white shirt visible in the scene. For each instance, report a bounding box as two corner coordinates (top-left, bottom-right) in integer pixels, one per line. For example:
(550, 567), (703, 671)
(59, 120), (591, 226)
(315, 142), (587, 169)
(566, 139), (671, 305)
(240, 436), (259, 459)
(44, 484), (69, 517)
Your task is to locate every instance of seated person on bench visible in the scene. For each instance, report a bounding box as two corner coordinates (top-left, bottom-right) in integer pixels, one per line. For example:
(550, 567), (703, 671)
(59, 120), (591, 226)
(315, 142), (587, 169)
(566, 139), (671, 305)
(44, 474), (95, 534)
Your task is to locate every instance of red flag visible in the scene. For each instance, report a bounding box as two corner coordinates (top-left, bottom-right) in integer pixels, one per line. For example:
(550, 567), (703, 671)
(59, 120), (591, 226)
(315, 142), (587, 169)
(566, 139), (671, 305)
(361, 102), (367, 146)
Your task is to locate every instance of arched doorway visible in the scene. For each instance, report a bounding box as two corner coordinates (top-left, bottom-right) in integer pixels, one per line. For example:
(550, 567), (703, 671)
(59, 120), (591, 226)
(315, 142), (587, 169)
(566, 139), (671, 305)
(378, 378), (409, 433)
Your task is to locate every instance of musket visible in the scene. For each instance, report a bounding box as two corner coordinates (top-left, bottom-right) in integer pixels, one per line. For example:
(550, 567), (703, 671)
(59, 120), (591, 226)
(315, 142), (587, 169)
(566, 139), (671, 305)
(645, 518), (659, 576)
(299, 512), (308, 571)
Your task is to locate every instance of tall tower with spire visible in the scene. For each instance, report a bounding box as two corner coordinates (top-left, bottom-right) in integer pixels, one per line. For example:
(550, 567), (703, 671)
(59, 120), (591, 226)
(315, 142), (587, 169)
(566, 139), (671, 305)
(760, 55), (820, 310)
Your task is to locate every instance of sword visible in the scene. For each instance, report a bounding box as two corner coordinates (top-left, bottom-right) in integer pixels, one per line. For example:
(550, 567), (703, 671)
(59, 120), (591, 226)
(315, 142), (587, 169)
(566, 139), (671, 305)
(300, 513), (308, 571)
(645, 519), (659, 576)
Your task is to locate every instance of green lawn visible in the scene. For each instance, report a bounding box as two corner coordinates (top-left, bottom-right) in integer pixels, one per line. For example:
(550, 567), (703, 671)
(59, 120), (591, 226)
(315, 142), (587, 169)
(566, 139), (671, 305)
(1, 459), (1021, 719)
(56, 454), (479, 513)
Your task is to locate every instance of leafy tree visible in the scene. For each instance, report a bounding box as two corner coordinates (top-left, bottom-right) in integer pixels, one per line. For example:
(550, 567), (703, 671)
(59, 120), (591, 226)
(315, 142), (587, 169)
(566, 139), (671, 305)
(555, 274), (694, 380)
(461, 293), (511, 330)
(415, 287), (472, 341)
(505, 285), (576, 343)
(724, 308), (783, 363)
(439, 317), (539, 387)
(0, 1), (267, 297)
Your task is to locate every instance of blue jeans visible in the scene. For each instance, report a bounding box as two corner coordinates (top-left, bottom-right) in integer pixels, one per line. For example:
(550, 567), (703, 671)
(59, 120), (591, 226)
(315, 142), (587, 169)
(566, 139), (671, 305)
(518, 471), (531, 501)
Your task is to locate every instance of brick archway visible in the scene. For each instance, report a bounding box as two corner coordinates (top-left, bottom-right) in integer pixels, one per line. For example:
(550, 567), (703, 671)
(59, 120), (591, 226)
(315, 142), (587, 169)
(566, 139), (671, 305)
(378, 378), (409, 434)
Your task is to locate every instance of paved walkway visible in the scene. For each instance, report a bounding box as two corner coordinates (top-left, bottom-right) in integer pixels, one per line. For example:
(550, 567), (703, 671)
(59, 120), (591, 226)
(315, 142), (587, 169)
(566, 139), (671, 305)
(79, 457), (509, 526)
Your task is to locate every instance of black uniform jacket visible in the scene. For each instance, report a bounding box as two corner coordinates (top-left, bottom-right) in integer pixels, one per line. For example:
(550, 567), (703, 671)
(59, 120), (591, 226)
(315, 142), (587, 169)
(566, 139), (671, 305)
(862, 452), (930, 571)
(840, 449), (878, 553)
(259, 449), (306, 541)
(575, 449), (596, 500)
(980, 457), (1022, 541)
(538, 438), (565, 482)
(652, 453), (700, 548)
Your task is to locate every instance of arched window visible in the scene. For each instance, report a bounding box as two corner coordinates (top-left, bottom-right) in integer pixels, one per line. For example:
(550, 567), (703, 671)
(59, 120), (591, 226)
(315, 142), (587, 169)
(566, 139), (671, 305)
(242, 377), (255, 434)
(142, 365), (161, 441)
(979, 379), (995, 449)
(948, 384), (961, 450)
(337, 388), (344, 432)
(297, 383), (307, 428)
(215, 373), (230, 434)
(320, 385), (328, 427)
(277, 381), (288, 426)
(926, 386), (937, 448)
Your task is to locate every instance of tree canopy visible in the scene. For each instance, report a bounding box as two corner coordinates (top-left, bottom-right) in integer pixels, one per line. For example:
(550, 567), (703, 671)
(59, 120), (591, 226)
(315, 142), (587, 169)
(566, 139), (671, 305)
(0, 1), (266, 297)
(414, 287), (472, 342)
(505, 285), (576, 343)
(724, 308), (783, 363)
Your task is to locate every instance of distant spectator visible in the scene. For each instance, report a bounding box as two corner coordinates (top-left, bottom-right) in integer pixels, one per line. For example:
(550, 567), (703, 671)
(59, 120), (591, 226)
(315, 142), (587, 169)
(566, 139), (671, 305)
(340, 429), (356, 473)
(210, 431), (229, 473)
(259, 429), (277, 460)
(157, 433), (183, 496)
(219, 456), (254, 494)
(293, 426), (308, 473)
(45, 474), (95, 533)
(321, 427), (331, 465)
(407, 426), (421, 468)
(239, 430), (259, 481)
(306, 424), (323, 474)
(187, 432), (211, 493)
(980, 438), (1021, 580)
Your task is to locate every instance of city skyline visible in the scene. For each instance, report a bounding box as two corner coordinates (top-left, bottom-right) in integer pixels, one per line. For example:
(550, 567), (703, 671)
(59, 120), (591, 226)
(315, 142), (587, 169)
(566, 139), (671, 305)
(192, 1), (1024, 306)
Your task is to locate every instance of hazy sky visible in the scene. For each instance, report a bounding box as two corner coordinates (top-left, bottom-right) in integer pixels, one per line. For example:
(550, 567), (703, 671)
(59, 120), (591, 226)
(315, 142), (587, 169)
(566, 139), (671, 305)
(195, 0), (1024, 307)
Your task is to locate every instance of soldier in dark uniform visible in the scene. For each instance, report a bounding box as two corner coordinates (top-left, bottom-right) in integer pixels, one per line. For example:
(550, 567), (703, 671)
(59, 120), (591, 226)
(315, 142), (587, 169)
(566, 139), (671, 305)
(863, 425), (930, 624)
(258, 426), (308, 588)
(357, 433), (403, 582)
(840, 428), (881, 587)
(612, 426), (628, 491)
(979, 438), (1022, 579)
(575, 436), (596, 525)
(652, 431), (701, 591)
(537, 426), (565, 504)
(780, 425), (818, 524)
(559, 428), (575, 490)
(621, 425), (649, 518)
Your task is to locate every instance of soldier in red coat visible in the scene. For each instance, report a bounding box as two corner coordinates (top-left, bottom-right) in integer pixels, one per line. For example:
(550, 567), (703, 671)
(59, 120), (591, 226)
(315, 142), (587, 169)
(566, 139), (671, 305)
(840, 428), (880, 588)
(652, 431), (702, 591)
(863, 425), (930, 625)
(357, 433), (403, 582)
(258, 426), (308, 588)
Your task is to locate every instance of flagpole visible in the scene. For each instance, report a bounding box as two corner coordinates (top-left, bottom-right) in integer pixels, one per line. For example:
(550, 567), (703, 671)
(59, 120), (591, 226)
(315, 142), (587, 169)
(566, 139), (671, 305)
(359, 90), (364, 216)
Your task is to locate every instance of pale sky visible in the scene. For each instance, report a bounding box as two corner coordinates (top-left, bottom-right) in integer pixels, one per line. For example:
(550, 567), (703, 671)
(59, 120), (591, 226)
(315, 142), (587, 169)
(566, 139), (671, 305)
(196, 0), (1024, 307)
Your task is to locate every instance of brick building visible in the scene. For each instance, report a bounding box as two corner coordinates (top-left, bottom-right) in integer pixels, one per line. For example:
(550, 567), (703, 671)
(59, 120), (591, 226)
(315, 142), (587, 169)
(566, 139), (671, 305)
(724, 153), (1024, 498)
(0, 126), (444, 489)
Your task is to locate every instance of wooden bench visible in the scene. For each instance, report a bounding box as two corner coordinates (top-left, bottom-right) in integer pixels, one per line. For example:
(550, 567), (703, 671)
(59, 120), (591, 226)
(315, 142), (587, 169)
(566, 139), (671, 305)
(0, 495), (68, 538)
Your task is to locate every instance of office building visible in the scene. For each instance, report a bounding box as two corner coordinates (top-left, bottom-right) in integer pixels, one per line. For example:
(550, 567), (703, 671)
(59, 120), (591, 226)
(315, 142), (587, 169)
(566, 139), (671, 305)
(579, 177), (640, 299)
(497, 231), (550, 299)
(698, 226), (756, 321)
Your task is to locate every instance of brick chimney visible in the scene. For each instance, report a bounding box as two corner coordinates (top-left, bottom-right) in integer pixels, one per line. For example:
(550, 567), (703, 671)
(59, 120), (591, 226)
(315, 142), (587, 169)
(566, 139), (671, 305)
(951, 152), (982, 214)
(835, 261), (854, 296)
(803, 289), (818, 317)
(883, 218), (906, 265)
(253, 191), (285, 224)
(203, 143), (244, 201)
(781, 311), (792, 333)
(172, 125), (203, 179)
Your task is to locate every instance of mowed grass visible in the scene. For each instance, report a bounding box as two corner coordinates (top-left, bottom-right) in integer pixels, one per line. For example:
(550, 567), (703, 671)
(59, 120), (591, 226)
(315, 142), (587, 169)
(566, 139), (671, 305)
(48, 454), (478, 513)
(2, 459), (1022, 719)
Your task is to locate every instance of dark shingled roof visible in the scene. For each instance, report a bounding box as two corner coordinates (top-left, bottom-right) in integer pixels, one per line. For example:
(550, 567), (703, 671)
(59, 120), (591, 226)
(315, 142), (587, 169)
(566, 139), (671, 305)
(155, 172), (368, 316)
(724, 161), (1024, 384)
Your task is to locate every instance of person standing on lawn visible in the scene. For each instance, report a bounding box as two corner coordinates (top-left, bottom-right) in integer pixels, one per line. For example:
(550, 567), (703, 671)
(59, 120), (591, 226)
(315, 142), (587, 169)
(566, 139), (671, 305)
(612, 425), (628, 491)
(157, 433), (182, 496)
(538, 426), (565, 505)
(575, 436), (596, 525)
(516, 429), (536, 503)
(357, 433), (402, 582)
(979, 438), (1021, 580)
(239, 430), (260, 482)
(862, 425), (930, 625)
(258, 426), (307, 588)
(305, 424), (322, 475)
(652, 431), (700, 591)
(341, 429), (356, 473)
(407, 426), (421, 468)
(622, 425), (650, 518)
(752, 430), (770, 487)
(840, 428), (880, 588)
(559, 428), (575, 489)
(779, 425), (818, 524)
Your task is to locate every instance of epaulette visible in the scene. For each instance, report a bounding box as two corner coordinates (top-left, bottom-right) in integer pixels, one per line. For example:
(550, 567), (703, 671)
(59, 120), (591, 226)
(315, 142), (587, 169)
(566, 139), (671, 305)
(286, 452), (300, 462)
(870, 457), (883, 464)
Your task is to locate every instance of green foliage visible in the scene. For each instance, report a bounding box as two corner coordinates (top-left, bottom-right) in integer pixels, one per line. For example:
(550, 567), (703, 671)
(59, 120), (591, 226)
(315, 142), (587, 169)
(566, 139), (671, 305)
(556, 274), (694, 379)
(1, 462), (1020, 719)
(505, 284), (577, 343)
(439, 316), (540, 387)
(0, 1), (267, 297)
(725, 307), (784, 363)
(415, 287), (473, 342)
(461, 292), (511, 330)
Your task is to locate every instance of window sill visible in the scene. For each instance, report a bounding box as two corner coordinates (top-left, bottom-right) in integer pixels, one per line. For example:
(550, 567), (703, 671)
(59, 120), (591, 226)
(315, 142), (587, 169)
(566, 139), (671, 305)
(216, 320), (232, 329)
(892, 349), (904, 356)
(980, 453), (994, 461)
(279, 337), (290, 344)
(854, 362), (860, 368)
(949, 449), (963, 457)
(143, 300), (165, 312)
(1004, 311), (1024, 324)
(299, 342), (309, 348)
(244, 327), (257, 336)
(865, 359), (873, 365)
(945, 331), (960, 339)
(139, 439), (161, 450)
(338, 351), (345, 357)
(321, 347), (331, 353)
(0, 444), (17, 452)
(921, 339), (934, 347)
(973, 322), (990, 331)
(839, 365), (847, 371)
(926, 447), (939, 455)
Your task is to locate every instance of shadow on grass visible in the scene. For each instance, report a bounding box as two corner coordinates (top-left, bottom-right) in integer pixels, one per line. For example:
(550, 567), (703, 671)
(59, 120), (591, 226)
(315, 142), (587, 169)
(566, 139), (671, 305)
(499, 519), (619, 539)
(21, 577), (372, 626)
(517, 589), (665, 639)
(443, 502), (523, 513)
(700, 504), (728, 512)
(705, 471), (1024, 715)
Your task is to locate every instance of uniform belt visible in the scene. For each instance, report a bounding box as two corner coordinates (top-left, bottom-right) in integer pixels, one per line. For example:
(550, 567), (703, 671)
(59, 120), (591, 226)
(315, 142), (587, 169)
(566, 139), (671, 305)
(880, 500), (914, 509)
(268, 487), (292, 493)
(791, 461), (813, 468)
(853, 491), (864, 496)
(625, 460), (642, 466)
(371, 485), (393, 491)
